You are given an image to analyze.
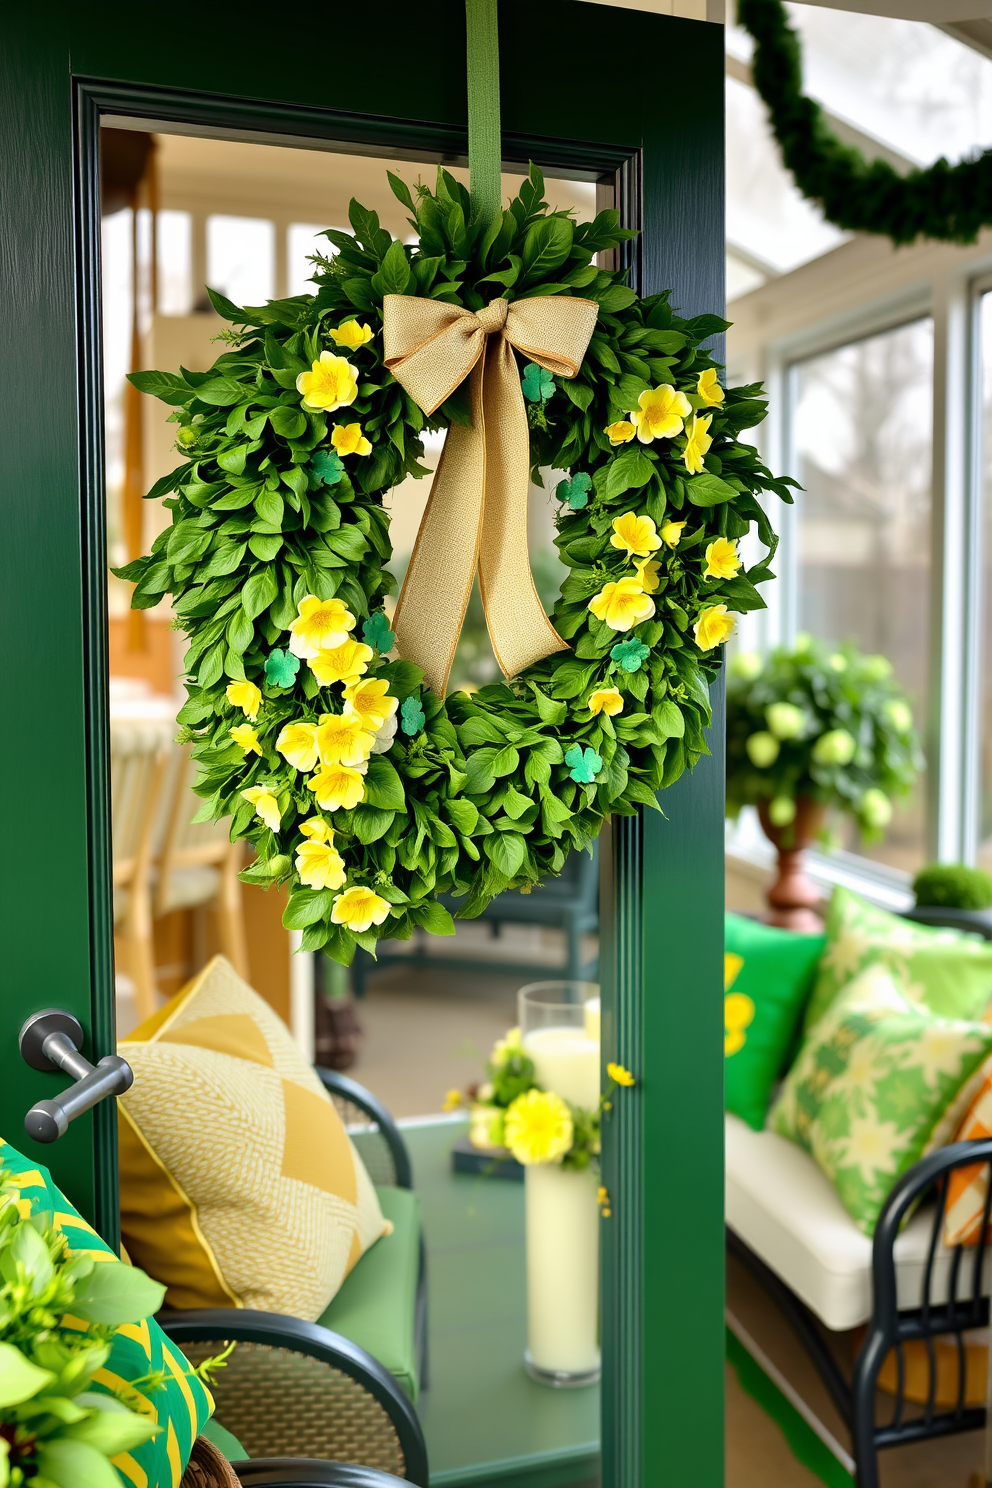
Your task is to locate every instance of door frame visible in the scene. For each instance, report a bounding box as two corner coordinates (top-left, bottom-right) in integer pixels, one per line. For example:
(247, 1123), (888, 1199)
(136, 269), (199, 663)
(3, 7), (726, 1482)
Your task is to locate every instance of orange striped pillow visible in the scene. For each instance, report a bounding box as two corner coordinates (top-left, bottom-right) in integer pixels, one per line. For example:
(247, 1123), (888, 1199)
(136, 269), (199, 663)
(945, 1059), (992, 1246)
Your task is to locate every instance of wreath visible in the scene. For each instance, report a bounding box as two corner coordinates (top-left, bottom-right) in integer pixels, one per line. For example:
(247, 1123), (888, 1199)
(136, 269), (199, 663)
(121, 165), (794, 965)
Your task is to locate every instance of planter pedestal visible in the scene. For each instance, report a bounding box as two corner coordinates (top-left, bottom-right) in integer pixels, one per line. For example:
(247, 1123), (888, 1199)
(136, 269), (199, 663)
(757, 798), (825, 934)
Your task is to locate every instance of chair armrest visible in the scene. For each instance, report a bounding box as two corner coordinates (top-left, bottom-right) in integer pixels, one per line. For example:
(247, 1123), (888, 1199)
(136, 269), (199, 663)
(159, 1308), (428, 1487)
(234, 1462), (408, 1488)
(871, 1135), (992, 1323)
(315, 1069), (413, 1190)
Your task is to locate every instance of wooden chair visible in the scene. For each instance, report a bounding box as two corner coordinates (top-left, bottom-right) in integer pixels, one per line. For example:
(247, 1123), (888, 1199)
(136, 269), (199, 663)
(154, 743), (248, 982)
(160, 1071), (428, 1486)
(111, 715), (173, 1020)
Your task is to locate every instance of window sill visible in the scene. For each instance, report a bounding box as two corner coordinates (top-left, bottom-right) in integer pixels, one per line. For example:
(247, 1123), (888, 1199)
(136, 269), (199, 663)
(725, 839), (914, 915)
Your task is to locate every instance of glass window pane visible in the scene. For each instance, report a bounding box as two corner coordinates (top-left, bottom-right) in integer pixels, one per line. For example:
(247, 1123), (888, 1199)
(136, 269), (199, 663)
(791, 318), (934, 872)
(206, 214), (274, 305)
(287, 222), (340, 297)
(977, 294), (992, 870)
(157, 209), (192, 315)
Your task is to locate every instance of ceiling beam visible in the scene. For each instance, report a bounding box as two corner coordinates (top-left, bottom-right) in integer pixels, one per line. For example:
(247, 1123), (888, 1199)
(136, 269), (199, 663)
(940, 19), (992, 61)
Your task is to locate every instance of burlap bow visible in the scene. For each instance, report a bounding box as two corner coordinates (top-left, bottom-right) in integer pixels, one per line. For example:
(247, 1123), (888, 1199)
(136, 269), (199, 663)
(382, 293), (598, 697)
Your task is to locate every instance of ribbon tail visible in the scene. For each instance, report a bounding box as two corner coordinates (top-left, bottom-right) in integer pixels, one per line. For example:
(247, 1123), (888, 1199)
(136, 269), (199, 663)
(392, 361), (486, 698)
(478, 335), (569, 680)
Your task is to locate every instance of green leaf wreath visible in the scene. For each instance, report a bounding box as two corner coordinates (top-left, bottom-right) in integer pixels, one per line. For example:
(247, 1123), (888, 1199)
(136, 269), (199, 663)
(121, 164), (795, 965)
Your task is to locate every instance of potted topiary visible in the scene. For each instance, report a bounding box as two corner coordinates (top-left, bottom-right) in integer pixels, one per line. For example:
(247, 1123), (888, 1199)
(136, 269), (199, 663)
(906, 863), (992, 940)
(726, 637), (922, 929)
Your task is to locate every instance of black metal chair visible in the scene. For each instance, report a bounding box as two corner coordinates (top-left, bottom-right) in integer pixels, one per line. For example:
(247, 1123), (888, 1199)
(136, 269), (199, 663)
(161, 1071), (428, 1486)
(351, 842), (599, 994)
(731, 1138), (992, 1488)
(234, 1465), (408, 1487)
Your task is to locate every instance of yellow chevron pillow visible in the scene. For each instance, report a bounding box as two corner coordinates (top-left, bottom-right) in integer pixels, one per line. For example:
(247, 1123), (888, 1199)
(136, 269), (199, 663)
(118, 955), (389, 1320)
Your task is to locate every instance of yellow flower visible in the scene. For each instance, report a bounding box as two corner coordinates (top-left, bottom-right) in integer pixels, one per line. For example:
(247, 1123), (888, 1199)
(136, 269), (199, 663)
(230, 724), (262, 756)
(309, 763), (366, 812)
(241, 785), (282, 832)
(331, 885), (391, 933)
(295, 838), (347, 891)
(226, 680), (262, 722)
(503, 1089), (573, 1166)
(492, 1027), (522, 1067)
(597, 1185), (612, 1218)
(308, 638), (373, 687)
(683, 413), (713, 475)
(693, 604), (735, 650)
(725, 992), (755, 1056)
(703, 537), (741, 580)
(331, 422), (372, 457)
(630, 384), (691, 443)
(660, 519), (687, 549)
(288, 596), (357, 659)
(276, 722), (320, 772)
(605, 419), (636, 446)
(329, 321), (374, 350)
(588, 688), (624, 717)
(296, 351), (359, 412)
(316, 712), (376, 767)
(633, 557), (661, 594)
(589, 577), (656, 633)
(299, 817), (334, 843)
(443, 1088), (464, 1113)
(343, 677), (399, 732)
(610, 512), (662, 559)
(607, 1062), (635, 1087)
(697, 368), (725, 406)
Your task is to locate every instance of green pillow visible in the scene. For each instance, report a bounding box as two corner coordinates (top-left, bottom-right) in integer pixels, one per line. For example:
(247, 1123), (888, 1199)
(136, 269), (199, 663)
(724, 913), (827, 1130)
(804, 885), (992, 1033)
(0, 1138), (212, 1488)
(769, 964), (992, 1234)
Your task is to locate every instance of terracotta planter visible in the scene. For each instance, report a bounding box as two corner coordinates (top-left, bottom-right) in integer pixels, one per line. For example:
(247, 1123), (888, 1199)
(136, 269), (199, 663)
(757, 797), (826, 933)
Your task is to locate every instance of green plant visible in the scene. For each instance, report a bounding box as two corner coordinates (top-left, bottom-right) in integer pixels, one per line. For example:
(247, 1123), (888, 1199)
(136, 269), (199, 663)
(121, 164), (792, 965)
(725, 637), (922, 841)
(912, 863), (992, 912)
(0, 1173), (166, 1488)
(737, 0), (992, 246)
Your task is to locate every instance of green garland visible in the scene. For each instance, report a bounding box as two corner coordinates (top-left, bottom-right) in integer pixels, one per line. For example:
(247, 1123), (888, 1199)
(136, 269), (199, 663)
(738, 0), (992, 246)
(122, 165), (793, 965)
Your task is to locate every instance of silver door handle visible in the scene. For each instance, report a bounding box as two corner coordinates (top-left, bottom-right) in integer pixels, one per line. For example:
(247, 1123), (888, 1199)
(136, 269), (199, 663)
(19, 1010), (133, 1143)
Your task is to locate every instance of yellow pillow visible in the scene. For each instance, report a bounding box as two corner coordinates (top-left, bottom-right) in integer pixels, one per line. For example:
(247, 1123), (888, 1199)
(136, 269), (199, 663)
(118, 955), (389, 1320)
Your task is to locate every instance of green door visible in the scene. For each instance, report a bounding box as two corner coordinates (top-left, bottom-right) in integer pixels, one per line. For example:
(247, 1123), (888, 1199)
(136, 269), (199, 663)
(0, 4), (726, 1481)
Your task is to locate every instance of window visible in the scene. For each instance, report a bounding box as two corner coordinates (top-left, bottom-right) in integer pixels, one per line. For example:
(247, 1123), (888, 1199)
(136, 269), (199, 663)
(977, 293), (992, 872)
(156, 209), (192, 315)
(206, 214), (274, 305)
(288, 223), (338, 298)
(790, 321), (933, 872)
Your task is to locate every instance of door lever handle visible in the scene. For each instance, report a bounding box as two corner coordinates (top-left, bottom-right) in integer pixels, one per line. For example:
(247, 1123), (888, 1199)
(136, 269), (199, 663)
(19, 1010), (133, 1144)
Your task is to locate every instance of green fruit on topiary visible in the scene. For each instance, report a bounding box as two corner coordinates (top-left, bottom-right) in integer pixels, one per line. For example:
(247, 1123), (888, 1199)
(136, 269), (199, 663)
(912, 863), (992, 912)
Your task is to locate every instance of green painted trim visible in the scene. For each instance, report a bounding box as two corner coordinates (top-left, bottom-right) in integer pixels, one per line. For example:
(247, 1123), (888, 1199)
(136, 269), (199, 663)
(465, 0), (502, 227)
(726, 1327), (855, 1488)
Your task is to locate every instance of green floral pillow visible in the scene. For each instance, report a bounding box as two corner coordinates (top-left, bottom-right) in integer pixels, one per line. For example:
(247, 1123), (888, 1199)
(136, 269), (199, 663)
(804, 885), (992, 1033)
(769, 965), (992, 1234)
(0, 1139), (212, 1488)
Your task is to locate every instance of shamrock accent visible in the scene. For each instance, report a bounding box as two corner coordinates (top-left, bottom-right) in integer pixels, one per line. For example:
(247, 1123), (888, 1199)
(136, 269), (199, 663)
(521, 363), (555, 403)
(363, 611), (396, 653)
(264, 649), (301, 688)
(610, 638), (650, 673)
(311, 449), (344, 486)
(556, 472), (592, 510)
(400, 695), (426, 736)
(565, 744), (603, 784)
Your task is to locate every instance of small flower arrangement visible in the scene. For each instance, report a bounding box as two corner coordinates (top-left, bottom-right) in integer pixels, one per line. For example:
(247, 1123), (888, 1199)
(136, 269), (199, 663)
(0, 1173), (175, 1488)
(726, 636), (922, 842)
(445, 1029), (634, 1176)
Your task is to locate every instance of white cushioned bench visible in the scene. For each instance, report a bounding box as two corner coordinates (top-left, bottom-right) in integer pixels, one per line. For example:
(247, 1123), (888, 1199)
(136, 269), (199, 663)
(726, 1113), (992, 1331)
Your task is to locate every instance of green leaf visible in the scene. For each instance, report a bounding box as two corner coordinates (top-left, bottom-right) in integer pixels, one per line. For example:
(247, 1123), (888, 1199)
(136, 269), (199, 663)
(0, 1343), (54, 1407)
(653, 699), (686, 738)
(485, 831), (526, 878)
(12, 1221), (54, 1292)
(491, 744), (520, 777)
(529, 686), (567, 726)
(387, 171), (416, 212)
(195, 377), (248, 408)
(70, 1261), (166, 1325)
(413, 901), (455, 936)
(126, 369), (191, 406)
(36, 1438), (126, 1488)
(270, 406), (307, 440)
(503, 786), (533, 820)
(64, 1396), (159, 1455)
(255, 488), (284, 528)
(520, 215), (574, 279)
(283, 890), (334, 930)
(363, 755), (405, 811)
(374, 239), (412, 297)
(445, 798), (479, 835)
(242, 567), (278, 620)
(603, 447), (656, 499)
(685, 472), (736, 506)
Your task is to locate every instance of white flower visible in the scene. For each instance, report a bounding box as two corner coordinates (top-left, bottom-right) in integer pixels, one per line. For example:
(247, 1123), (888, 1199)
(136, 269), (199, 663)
(834, 1113), (904, 1186)
(371, 712), (398, 755)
